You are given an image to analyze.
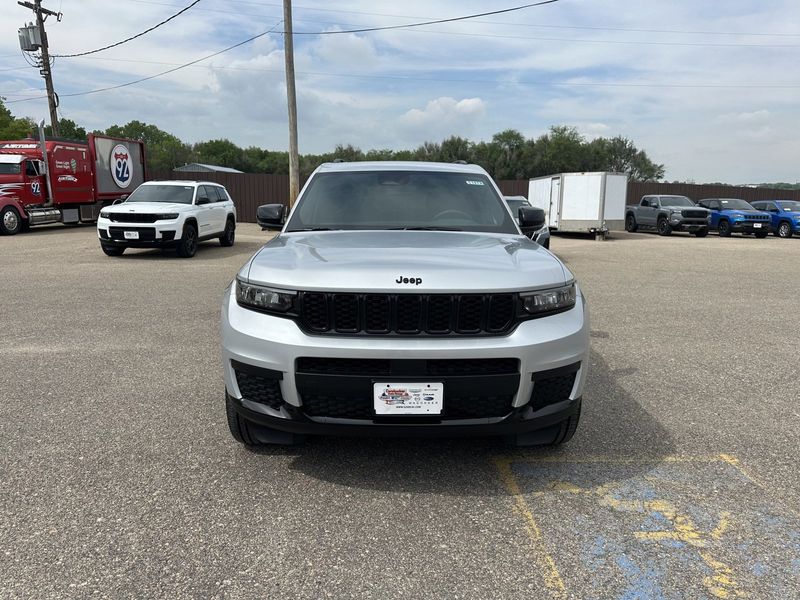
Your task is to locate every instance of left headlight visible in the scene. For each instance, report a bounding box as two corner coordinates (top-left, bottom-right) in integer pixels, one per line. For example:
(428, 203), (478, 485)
(236, 279), (296, 313)
(156, 213), (179, 220)
(520, 282), (576, 316)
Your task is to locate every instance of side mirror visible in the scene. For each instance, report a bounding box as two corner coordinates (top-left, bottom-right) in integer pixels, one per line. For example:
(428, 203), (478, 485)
(519, 206), (545, 229)
(257, 204), (285, 230)
(196, 196), (210, 205)
(112, 195), (127, 205)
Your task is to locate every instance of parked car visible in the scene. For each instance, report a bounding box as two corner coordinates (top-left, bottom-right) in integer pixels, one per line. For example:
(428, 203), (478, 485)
(97, 180), (236, 257)
(504, 195), (550, 248)
(625, 195), (709, 236)
(750, 200), (800, 238)
(222, 161), (589, 447)
(696, 198), (771, 238)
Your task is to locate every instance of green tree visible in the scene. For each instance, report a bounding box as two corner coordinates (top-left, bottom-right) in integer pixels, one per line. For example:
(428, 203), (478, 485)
(0, 97), (35, 140)
(45, 118), (87, 141)
(192, 138), (248, 171)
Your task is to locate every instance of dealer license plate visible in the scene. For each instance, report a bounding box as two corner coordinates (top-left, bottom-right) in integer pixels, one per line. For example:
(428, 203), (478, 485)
(373, 382), (444, 416)
(753, 223), (762, 228)
(124, 231), (139, 239)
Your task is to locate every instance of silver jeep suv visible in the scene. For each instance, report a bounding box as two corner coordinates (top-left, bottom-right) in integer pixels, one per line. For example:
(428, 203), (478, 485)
(221, 161), (589, 446)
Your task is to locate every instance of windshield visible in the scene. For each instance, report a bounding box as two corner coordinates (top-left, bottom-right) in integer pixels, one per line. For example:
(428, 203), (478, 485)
(125, 184), (194, 204)
(719, 199), (754, 210)
(0, 163), (22, 175)
(661, 196), (694, 207)
(777, 201), (800, 212)
(285, 171), (518, 233)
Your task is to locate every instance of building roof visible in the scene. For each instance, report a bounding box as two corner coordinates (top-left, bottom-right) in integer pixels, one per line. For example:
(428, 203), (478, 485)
(173, 163), (243, 173)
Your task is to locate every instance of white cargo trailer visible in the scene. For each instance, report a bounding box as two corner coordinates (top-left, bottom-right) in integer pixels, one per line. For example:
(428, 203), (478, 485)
(528, 172), (628, 238)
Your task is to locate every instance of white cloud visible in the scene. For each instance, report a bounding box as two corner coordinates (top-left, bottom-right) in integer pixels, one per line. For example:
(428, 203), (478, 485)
(399, 97), (486, 140)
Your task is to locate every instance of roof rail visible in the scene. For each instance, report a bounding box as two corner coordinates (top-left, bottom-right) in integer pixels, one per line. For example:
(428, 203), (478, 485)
(452, 159), (468, 165)
(332, 158), (346, 163)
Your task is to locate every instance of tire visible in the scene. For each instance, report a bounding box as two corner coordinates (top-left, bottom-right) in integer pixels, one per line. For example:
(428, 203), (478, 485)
(754, 230), (768, 239)
(776, 222), (793, 238)
(693, 228), (708, 237)
(0, 206), (22, 235)
(219, 218), (235, 247)
(718, 219), (732, 237)
(101, 243), (125, 256)
(508, 401), (581, 446)
(625, 214), (638, 232)
(225, 392), (303, 446)
(656, 217), (672, 236)
(176, 222), (198, 258)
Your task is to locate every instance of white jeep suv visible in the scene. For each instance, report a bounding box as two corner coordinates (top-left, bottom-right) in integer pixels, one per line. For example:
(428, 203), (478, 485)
(221, 161), (589, 446)
(97, 180), (236, 257)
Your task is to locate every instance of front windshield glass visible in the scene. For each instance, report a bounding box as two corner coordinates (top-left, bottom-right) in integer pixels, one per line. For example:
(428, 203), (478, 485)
(286, 171), (518, 233)
(777, 201), (800, 212)
(661, 196), (694, 207)
(125, 184), (194, 204)
(0, 163), (22, 175)
(719, 199), (754, 210)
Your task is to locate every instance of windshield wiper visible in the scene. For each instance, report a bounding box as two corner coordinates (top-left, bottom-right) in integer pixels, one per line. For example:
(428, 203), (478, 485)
(386, 226), (463, 231)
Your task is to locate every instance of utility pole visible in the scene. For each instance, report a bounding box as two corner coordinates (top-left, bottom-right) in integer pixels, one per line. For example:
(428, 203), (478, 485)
(18, 0), (61, 137)
(283, 0), (299, 206)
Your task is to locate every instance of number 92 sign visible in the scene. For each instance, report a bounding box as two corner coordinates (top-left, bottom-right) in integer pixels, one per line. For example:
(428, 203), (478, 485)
(110, 144), (133, 188)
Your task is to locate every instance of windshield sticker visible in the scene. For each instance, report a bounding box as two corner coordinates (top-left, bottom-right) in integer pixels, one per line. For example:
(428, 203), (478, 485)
(465, 180), (485, 186)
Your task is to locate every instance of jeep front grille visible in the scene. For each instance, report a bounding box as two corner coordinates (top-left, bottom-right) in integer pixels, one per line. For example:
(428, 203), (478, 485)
(298, 292), (517, 336)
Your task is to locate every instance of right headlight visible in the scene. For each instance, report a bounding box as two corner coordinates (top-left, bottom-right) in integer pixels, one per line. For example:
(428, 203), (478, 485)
(235, 279), (296, 313)
(520, 282), (576, 316)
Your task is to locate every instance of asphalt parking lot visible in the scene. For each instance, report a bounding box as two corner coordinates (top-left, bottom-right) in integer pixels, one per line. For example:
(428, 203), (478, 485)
(1, 224), (798, 599)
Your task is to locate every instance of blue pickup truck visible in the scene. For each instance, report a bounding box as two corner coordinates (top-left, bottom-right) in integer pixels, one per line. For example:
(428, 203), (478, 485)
(696, 198), (771, 238)
(750, 200), (800, 238)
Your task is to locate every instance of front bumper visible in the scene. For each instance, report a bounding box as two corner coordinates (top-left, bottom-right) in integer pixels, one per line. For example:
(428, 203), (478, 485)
(97, 217), (181, 247)
(221, 282), (590, 436)
(730, 221), (771, 233)
(669, 218), (708, 230)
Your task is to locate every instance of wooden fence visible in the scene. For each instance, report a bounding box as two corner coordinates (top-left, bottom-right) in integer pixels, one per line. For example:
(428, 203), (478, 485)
(152, 170), (800, 223)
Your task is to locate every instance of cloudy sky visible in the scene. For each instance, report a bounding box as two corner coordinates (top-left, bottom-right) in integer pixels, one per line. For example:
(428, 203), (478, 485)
(1, 0), (799, 183)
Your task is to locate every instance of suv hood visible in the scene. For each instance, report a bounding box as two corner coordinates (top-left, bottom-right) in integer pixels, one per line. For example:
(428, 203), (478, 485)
(107, 202), (189, 213)
(245, 231), (570, 293)
(723, 210), (766, 217)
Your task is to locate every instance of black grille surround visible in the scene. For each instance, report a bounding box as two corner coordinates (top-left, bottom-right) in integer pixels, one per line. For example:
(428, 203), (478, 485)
(108, 226), (156, 241)
(529, 362), (580, 411)
(107, 213), (161, 223)
(233, 360), (285, 410)
(742, 214), (769, 221)
(295, 357), (520, 421)
(296, 292), (525, 337)
(681, 209), (708, 219)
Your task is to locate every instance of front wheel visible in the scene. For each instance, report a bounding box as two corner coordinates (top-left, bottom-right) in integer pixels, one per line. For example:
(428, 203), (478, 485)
(693, 228), (708, 237)
(225, 392), (304, 446)
(718, 220), (732, 237)
(101, 243), (125, 256)
(625, 214), (638, 232)
(176, 222), (198, 258)
(657, 218), (672, 236)
(776, 222), (792, 238)
(0, 206), (22, 235)
(219, 219), (235, 246)
(508, 401), (581, 446)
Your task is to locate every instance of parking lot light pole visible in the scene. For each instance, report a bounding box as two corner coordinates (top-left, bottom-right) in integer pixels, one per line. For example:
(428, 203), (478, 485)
(283, 0), (299, 207)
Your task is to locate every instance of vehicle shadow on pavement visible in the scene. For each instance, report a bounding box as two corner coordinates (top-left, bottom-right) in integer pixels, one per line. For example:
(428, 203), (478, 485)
(272, 350), (677, 495)
(111, 241), (263, 261)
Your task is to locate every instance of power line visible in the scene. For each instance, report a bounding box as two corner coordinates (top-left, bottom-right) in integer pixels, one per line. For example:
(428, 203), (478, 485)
(5, 20), (283, 103)
(290, 0), (562, 35)
(51, 0), (204, 58)
(125, 0), (800, 38)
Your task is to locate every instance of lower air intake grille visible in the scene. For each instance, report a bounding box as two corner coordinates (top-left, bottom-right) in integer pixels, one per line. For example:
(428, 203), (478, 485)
(235, 369), (284, 410)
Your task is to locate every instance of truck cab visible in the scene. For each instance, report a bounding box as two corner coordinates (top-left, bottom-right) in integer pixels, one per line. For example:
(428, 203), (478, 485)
(0, 148), (48, 234)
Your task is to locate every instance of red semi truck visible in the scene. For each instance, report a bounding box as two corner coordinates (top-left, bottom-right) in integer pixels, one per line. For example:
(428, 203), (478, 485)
(0, 131), (146, 235)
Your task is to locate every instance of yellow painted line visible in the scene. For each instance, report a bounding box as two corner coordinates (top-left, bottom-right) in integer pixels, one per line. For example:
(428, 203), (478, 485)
(506, 454), (730, 465)
(493, 457), (567, 600)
